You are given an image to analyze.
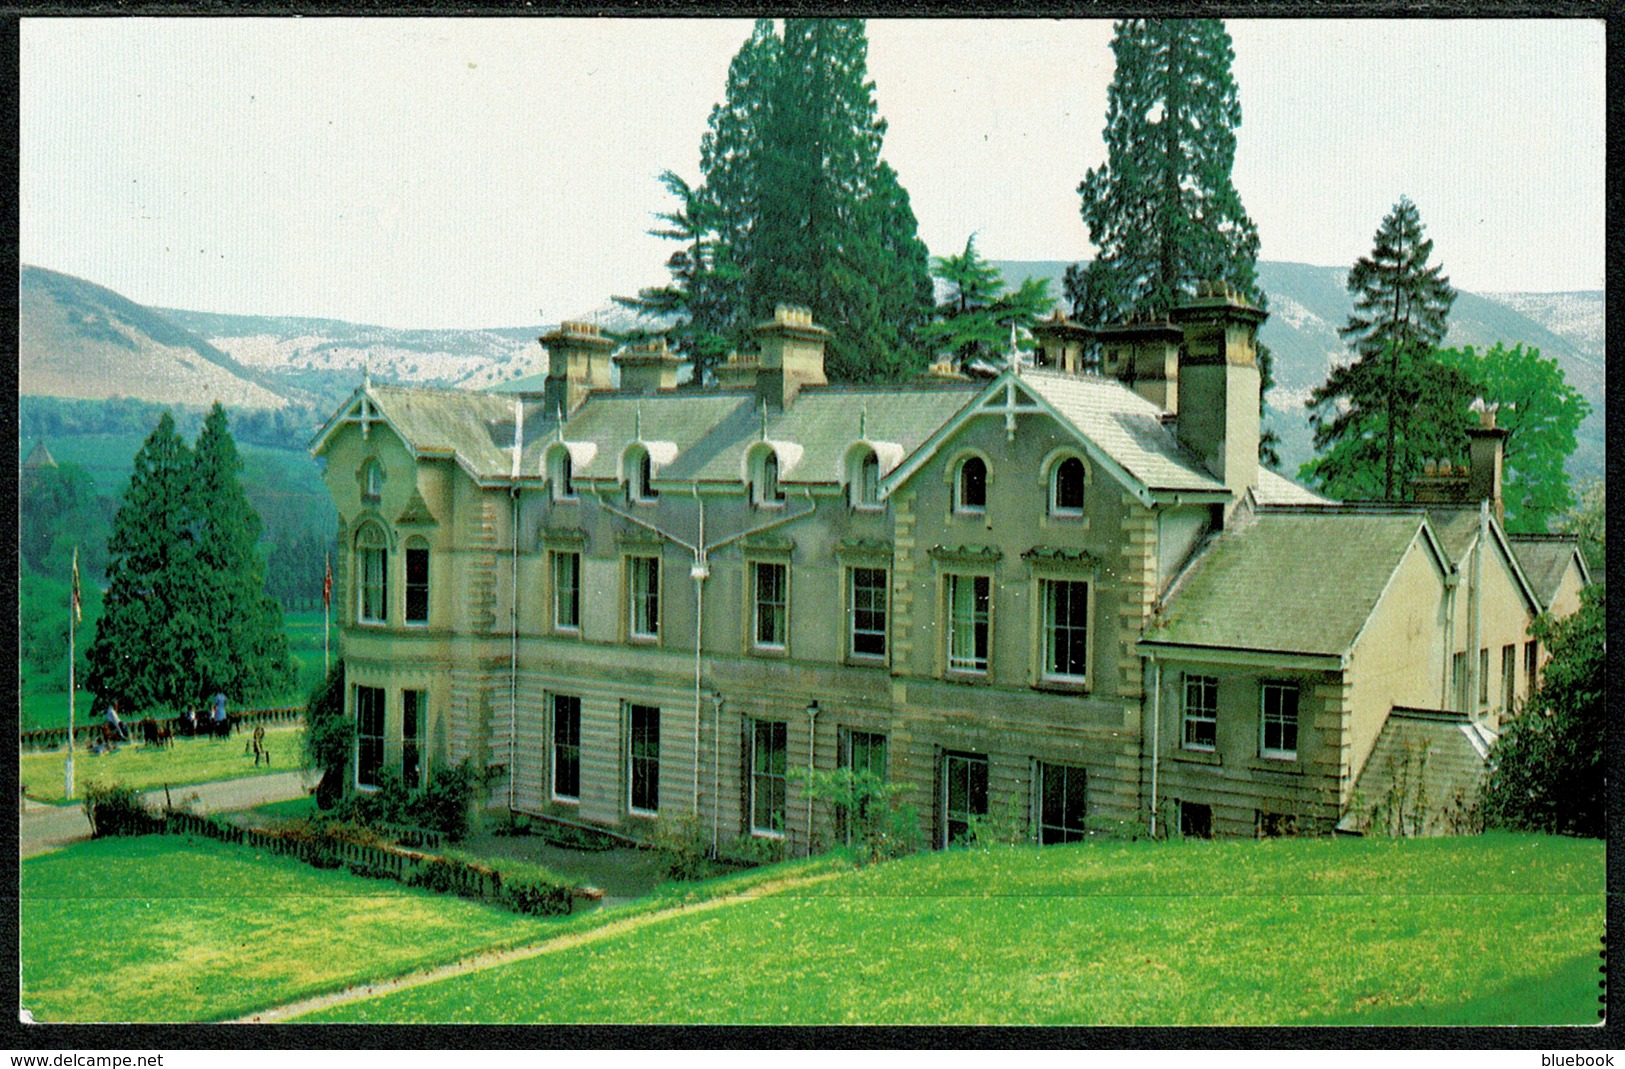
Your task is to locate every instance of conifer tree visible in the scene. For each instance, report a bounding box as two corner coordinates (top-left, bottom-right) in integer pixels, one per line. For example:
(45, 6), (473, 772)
(645, 19), (933, 382)
(192, 403), (295, 700)
(1069, 18), (1276, 461)
(1304, 197), (1466, 500)
(85, 413), (205, 712)
(921, 234), (1054, 370)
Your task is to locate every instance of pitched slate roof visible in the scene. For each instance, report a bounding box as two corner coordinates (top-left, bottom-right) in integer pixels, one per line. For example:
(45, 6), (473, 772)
(1253, 466), (1333, 506)
(1019, 371), (1227, 496)
(1507, 535), (1587, 609)
(1338, 709), (1492, 834)
(1141, 509), (1442, 659)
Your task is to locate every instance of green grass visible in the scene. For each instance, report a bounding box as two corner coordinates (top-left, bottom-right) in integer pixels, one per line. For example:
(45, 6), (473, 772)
(19, 726), (306, 805)
(19, 835), (847, 1023)
(20, 609), (335, 732)
(19, 835), (565, 1023)
(296, 833), (1604, 1026)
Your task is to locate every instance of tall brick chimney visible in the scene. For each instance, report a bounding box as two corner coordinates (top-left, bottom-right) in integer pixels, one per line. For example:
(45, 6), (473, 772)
(1097, 315), (1183, 414)
(1467, 407), (1508, 522)
(1030, 310), (1094, 374)
(753, 305), (829, 409)
(539, 321), (615, 415)
(614, 338), (683, 394)
(1169, 282), (1266, 505)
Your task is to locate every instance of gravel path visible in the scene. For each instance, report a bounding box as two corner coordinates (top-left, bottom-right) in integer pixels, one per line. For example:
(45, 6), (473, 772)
(231, 868), (844, 1024)
(18, 770), (318, 858)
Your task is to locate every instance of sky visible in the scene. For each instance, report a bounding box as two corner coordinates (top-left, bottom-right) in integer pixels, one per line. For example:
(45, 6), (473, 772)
(20, 17), (1606, 331)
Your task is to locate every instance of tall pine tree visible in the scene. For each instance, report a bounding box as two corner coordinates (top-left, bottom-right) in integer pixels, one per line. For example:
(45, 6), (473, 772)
(1069, 18), (1277, 461)
(643, 19), (933, 383)
(1303, 197), (1469, 501)
(85, 413), (206, 712)
(192, 403), (295, 700)
(921, 234), (1054, 370)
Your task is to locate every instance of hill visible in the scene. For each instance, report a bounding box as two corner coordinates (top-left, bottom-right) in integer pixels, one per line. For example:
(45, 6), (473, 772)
(19, 266), (289, 410)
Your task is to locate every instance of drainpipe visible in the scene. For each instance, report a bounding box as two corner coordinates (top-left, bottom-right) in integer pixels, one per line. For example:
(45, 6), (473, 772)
(508, 398), (524, 813)
(805, 700), (819, 856)
(711, 692), (724, 854)
(691, 484), (707, 815)
(1148, 655), (1161, 839)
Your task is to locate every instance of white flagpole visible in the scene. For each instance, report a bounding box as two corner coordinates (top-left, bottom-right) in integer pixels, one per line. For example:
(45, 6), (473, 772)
(65, 547), (78, 801)
(323, 553), (331, 674)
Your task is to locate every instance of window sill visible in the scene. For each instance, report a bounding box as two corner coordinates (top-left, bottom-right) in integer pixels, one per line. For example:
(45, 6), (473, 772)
(944, 669), (990, 684)
(851, 503), (885, 514)
(627, 808), (659, 821)
(846, 652), (888, 667)
(1249, 757), (1303, 775)
(628, 634), (661, 646)
(1034, 676), (1089, 694)
(1173, 748), (1221, 766)
(550, 795), (580, 807)
(356, 620), (388, 628)
(552, 626), (582, 638)
(403, 621), (429, 629)
(1048, 509), (1085, 521)
(750, 829), (786, 841)
(751, 644), (789, 658)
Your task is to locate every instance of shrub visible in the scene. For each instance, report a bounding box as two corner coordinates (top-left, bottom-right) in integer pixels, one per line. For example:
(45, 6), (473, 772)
(302, 659), (352, 809)
(491, 812), (533, 837)
(651, 814), (711, 881)
(717, 833), (785, 868)
(81, 781), (161, 838)
(791, 766), (921, 863)
(535, 820), (619, 852)
(502, 875), (573, 916)
(407, 762), (474, 840)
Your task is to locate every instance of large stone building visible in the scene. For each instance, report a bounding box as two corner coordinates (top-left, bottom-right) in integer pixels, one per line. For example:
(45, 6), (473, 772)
(310, 286), (1587, 848)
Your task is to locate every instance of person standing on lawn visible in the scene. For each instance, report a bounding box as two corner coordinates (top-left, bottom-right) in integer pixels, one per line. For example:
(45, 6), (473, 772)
(104, 701), (128, 742)
(211, 691), (228, 738)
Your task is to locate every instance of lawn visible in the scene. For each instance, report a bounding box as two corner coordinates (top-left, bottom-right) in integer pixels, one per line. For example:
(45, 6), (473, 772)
(20, 610), (335, 733)
(18, 835), (845, 1023)
(19, 726), (306, 805)
(295, 833), (1604, 1026)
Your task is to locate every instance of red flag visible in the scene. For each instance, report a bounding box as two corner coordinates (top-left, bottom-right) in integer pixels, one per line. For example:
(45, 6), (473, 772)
(323, 554), (333, 610)
(71, 547), (82, 623)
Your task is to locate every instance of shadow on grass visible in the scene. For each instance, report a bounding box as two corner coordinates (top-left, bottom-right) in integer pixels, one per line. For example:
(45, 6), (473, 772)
(1302, 945), (1605, 1026)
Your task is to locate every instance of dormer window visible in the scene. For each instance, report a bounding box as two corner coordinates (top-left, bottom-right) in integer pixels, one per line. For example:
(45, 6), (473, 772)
(955, 456), (987, 514)
(851, 449), (881, 510)
(626, 447), (657, 503)
(548, 447), (576, 501)
(1050, 456), (1086, 516)
(361, 459), (384, 504)
(755, 450), (785, 507)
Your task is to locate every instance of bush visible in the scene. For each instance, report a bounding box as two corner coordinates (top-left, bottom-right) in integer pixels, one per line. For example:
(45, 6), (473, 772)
(717, 833), (785, 868)
(302, 658), (352, 809)
(536, 820), (620, 852)
(407, 762), (474, 840)
(651, 814), (711, 881)
(81, 781), (161, 838)
(1481, 587), (1605, 837)
(791, 766), (921, 863)
(502, 875), (573, 916)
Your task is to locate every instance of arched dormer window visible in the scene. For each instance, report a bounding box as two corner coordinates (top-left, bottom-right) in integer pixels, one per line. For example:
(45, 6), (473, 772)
(1050, 456), (1087, 516)
(754, 449), (785, 507)
(854, 450), (880, 509)
(355, 522), (389, 625)
(625, 446), (657, 503)
(547, 446), (576, 502)
(361, 459), (384, 504)
(955, 456), (987, 514)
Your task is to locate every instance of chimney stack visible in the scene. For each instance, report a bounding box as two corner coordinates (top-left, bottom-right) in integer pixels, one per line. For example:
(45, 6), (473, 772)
(614, 338), (683, 394)
(1168, 281), (1266, 505)
(1096, 315), (1184, 413)
(753, 304), (829, 409)
(1467, 407), (1508, 522)
(539, 321), (615, 415)
(1030, 310), (1094, 374)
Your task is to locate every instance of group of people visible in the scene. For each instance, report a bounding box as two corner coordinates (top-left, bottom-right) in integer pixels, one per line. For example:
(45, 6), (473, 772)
(100, 691), (228, 744)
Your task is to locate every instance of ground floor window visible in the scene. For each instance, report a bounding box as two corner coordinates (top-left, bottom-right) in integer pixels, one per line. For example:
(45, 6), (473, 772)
(552, 694), (581, 803)
(628, 703), (660, 814)
(402, 689), (424, 789)
(1259, 681), (1299, 760)
(1037, 762), (1087, 844)
(1524, 640), (1539, 701)
(1501, 644), (1516, 712)
(837, 728), (888, 844)
(1182, 673), (1218, 750)
(1179, 801), (1212, 839)
(355, 685), (385, 788)
(941, 751), (989, 847)
(750, 719), (788, 836)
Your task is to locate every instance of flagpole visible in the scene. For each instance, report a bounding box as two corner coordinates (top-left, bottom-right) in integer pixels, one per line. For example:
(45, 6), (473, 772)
(65, 547), (78, 802)
(323, 552), (331, 674)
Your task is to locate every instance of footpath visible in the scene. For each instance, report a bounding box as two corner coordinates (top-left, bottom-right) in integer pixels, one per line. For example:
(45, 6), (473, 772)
(18, 770), (317, 859)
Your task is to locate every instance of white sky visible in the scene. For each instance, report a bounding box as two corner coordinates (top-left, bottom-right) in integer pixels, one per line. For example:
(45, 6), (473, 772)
(20, 17), (1606, 330)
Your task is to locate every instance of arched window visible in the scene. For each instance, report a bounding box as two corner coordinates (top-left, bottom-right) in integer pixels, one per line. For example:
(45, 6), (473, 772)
(858, 450), (880, 508)
(755, 450), (784, 506)
(548, 447), (575, 501)
(626, 446), (657, 503)
(404, 536), (430, 625)
(1051, 456), (1086, 516)
(956, 456), (987, 513)
(355, 522), (389, 625)
(361, 459), (384, 503)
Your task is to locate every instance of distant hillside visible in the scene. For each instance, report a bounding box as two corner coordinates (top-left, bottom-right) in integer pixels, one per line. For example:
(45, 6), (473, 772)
(992, 259), (1604, 484)
(19, 266), (289, 410)
(156, 307), (553, 412)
